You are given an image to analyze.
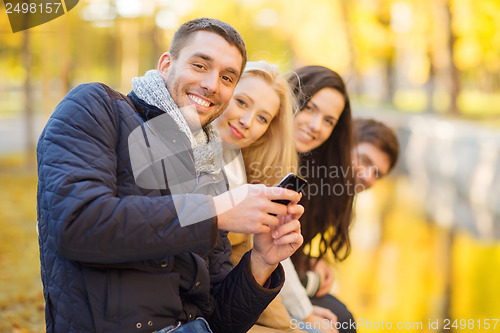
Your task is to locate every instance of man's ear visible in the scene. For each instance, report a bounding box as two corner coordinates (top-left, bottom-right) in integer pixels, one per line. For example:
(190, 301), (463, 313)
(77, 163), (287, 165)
(157, 52), (172, 81)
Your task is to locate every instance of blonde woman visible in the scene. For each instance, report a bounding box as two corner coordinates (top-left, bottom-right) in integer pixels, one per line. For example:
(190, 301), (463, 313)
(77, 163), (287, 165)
(215, 61), (303, 331)
(216, 61), (298, 188)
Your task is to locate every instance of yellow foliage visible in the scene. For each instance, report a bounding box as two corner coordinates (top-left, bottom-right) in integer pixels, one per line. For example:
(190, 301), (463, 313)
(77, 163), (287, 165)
(335, 176), (500, 333)
(0, 157), (44, 332)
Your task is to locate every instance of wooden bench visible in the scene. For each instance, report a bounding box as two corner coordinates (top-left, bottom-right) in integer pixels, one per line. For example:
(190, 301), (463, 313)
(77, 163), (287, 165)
(248, 325), (289, 333)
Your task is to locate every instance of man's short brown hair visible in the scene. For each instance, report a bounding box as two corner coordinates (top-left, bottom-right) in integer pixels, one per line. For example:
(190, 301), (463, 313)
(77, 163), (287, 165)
(353, 118), (399, 172)
(169, 18), (247, 77)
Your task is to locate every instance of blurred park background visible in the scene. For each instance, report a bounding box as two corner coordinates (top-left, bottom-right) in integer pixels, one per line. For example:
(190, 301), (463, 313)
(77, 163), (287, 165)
(1, 0), (499, 332)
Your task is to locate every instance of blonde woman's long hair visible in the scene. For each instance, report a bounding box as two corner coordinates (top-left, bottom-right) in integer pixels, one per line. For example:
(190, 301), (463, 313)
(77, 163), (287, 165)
(240, 61), (298, 186)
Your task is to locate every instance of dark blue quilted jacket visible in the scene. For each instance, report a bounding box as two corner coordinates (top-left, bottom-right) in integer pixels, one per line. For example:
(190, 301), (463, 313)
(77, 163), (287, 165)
(37, 83), (283, 333)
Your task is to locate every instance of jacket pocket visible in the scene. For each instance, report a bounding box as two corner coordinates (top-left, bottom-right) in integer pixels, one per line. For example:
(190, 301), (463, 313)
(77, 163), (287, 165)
(83, 267), (183, 332)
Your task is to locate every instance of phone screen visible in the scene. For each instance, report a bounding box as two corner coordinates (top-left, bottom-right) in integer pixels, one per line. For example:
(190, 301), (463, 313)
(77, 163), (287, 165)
(272, 173), (308, 206)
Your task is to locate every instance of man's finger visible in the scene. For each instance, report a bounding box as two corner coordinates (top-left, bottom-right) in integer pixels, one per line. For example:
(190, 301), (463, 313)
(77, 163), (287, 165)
(273, 220), (301, 240)
(259, 212), (281, 228)
(254, 224), (271, 235)
(265, 186), (301, 202)
(273, 232), (303, 246)
(268, 201), (290, 216)
(287, 203), (304, 218)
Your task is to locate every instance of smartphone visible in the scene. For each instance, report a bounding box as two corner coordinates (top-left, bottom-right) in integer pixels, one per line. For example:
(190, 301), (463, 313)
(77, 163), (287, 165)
(272, 173), (308, 206)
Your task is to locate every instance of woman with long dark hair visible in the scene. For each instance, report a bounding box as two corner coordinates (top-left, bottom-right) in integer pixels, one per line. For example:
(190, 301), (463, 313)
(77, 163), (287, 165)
(280, 65), (356, 333)
(291, 65), (355, 264)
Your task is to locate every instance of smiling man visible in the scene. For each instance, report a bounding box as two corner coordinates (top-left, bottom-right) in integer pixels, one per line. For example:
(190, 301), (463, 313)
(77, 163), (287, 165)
(352, 118), (399, 192)
(294, 118), (400, 333)
(37, 18), (304, 333)
(157, 29), (244, 129)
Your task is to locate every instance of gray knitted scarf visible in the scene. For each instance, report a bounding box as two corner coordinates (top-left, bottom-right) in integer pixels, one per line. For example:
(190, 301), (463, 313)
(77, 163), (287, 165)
(131, 70), (223, 175)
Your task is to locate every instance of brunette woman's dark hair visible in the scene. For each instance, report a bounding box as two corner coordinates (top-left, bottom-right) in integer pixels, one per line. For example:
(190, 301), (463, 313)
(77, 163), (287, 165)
(289, 66), (355, 263)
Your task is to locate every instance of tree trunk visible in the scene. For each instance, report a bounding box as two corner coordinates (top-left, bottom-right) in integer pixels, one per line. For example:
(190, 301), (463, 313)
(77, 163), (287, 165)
(445, 0), (460, 115)
(58, 14), (71, 97)
(439, 227), (456, 332)
(120, 19), (139, 92)
(22, 27), (35, 169)
(339, 0), (362, 96)
(426, 51), (435, 113)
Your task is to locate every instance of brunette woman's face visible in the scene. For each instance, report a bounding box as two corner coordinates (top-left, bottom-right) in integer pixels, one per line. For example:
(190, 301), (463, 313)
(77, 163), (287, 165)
(293, 87), (345, 153)
(215, 76), (280, 148)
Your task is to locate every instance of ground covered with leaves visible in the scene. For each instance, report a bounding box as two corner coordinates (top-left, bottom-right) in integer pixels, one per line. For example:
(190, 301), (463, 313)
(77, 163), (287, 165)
(0, 156), (45, 333)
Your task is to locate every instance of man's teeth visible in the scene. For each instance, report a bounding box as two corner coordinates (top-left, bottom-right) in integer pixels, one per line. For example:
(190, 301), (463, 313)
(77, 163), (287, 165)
(189, 95), (210, 107)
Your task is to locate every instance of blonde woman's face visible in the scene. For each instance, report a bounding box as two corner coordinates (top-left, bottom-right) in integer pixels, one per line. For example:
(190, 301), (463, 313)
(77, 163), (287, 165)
(293, 87), (345, 153)
(216, 76), (280, 148)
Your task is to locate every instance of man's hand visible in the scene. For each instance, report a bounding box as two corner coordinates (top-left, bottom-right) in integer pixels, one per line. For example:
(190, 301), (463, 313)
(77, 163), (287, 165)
(214, 184), (301, 234)
(311, 258), (335, 297)
(214, 184), (303, 285)
(250, 200), (304, 285)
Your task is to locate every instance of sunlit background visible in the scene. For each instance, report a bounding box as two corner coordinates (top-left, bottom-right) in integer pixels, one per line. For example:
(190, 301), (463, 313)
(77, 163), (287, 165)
(1, 0), (499, 332)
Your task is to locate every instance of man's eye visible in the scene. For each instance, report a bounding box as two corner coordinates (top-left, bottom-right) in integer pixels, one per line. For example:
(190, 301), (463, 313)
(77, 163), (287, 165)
(221, 75), (233, 84)
(359, 156), (370, 165)
(194, 64), (206, 70)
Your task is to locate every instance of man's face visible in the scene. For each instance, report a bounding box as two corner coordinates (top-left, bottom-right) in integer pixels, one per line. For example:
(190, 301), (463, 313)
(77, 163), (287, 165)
(352, 142), (391, 193)
(158, 31), (243, 130)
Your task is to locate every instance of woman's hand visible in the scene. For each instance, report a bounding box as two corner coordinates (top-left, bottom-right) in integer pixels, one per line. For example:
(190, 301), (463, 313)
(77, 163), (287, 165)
(311, 258), (335, 297)
(302, 306), (339, 333)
